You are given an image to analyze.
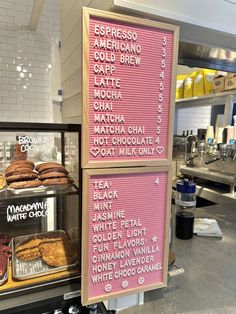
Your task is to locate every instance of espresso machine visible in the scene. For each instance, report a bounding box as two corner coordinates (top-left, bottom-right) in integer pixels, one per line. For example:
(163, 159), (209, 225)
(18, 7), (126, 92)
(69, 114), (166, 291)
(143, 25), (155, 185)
(174, 128), (236, 194)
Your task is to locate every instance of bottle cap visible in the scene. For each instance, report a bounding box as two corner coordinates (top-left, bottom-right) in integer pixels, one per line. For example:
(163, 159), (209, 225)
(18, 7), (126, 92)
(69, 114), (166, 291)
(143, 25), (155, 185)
(176, 178), (196, 193)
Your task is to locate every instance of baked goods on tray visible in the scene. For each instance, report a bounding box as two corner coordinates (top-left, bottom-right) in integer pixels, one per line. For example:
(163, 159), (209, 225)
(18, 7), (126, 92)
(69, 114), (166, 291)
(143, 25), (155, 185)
(5, 160), (41, 190)
(0, 233), (11, 279)
(39, 240), (78, 267)
(5, 161), (74, 190)
(0, 174), (6, 190)
(9, 180), (42, 189)
(36, 162), (73, 187)
(15, 231), (78, 267)
(15, 236), (42, 261)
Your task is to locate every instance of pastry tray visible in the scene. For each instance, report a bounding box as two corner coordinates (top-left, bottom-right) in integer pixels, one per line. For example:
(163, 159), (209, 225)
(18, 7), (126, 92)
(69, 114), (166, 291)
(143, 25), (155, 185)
(12, 230), (78, 280)
(0, 261), (8, 286)
(7, 184), (74, 195)
(7, 185), (47, 195)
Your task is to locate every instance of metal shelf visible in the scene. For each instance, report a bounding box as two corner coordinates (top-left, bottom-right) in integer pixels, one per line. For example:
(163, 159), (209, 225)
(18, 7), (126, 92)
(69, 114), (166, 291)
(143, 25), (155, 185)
(175, 90), (236, 109)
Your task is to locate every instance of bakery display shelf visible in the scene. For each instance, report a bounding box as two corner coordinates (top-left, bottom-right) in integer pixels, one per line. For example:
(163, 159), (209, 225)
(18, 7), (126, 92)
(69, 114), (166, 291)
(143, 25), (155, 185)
(0, 183), (79, 201)
(175, 90), (236, 108)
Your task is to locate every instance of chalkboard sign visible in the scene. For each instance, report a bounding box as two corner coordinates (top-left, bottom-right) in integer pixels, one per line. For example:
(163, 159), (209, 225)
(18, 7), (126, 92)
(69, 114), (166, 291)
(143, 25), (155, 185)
(82, 7), (179, 168)
(81, 166), (171, 305)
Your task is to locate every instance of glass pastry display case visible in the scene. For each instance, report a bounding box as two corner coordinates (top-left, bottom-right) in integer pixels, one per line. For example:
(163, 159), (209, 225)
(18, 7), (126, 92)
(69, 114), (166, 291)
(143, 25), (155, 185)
(0, 122), (81, 310)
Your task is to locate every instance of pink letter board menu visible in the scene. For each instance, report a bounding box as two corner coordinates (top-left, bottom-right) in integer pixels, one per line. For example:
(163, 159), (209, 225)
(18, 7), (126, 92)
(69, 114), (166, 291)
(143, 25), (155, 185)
(82, 8), (179, 168)
(82, 167), (171, 305)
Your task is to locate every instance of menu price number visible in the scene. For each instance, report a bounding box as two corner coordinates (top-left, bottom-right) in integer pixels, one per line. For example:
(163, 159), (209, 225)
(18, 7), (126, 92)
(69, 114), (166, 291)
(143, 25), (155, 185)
(156, 36), (167, 156)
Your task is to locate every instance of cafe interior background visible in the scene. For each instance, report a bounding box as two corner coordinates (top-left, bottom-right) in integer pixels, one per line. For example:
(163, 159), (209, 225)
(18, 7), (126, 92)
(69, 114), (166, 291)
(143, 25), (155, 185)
(1, 0), (236, 313)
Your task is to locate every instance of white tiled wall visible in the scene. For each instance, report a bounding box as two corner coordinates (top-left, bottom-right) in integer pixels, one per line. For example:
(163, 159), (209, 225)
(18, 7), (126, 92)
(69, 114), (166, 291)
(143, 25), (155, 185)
(0, 0), (60, 123)
(175, 106), (212, 135)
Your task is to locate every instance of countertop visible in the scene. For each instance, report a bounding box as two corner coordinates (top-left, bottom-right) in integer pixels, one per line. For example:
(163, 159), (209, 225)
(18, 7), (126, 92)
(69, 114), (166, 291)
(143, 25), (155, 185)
(120, 203), (236, 314)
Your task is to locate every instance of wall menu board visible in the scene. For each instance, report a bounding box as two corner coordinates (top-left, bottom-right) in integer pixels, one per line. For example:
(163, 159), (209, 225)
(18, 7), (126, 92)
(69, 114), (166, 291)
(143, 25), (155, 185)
(81, 167), (171, 305)
(82, 7), (179, 168)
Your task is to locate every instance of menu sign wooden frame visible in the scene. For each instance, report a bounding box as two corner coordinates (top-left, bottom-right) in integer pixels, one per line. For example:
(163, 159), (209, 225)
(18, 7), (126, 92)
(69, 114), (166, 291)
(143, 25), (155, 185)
(81, 166), (171, 305)
(82, 7), (179, 168)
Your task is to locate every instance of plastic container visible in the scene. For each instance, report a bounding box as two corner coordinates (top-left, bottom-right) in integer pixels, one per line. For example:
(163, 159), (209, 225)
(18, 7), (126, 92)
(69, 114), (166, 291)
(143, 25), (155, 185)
(175, 179), (196, 211)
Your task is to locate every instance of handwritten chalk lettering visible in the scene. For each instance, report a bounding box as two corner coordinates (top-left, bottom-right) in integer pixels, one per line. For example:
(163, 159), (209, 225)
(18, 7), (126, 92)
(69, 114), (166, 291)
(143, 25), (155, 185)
(92, 221), (117, 232)
(92, 262), (117, 274)
(93, 201), (113, 211)
(120, 54), (141, 66)
(18, 135), (47, 145)
(137, 263), (163, 274)
(92, 211), (125, 222)
(114, 268), (136, 279)
(29, 210), (48, 218)
(94, 89), (122, 100)
(7, 202), (48, 215)
(94, 24), (137, 42)
(126, 228), (147, 238)
(93, 231), (122, 243)
(94, 64), (116, 75)
(93, 101), (113, 112)
(133, 246), (159, 256)
(94, 125), (126, 135)
(91, 271), (113, 284)
(94, 113), (125, 124)
(118, 147), (137, 156)
(93, 242), (109, 253)
(7, 201), (48, 222)
(112, 136), (153, 146)
(120, 219), (142, 228)
(127, 126), (145, 134)
(7, 212), (27, 222)
(94, 76), (121, 89)
(93, 137), (109, 146)
(94, 190), (118, 200)
(92, 250), (130, 264)
(120, 255), (155, 268)
(138, 147), (156, 156)
(94, 51), (115, 63)
(114, 238), (145, 250)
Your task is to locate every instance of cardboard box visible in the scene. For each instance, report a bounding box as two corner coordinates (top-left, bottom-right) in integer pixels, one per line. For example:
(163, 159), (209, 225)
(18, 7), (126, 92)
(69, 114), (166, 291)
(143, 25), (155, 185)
(212, 76), (225, 93)
(225, 76), (236, 91)
(226, 72), (236, 79)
